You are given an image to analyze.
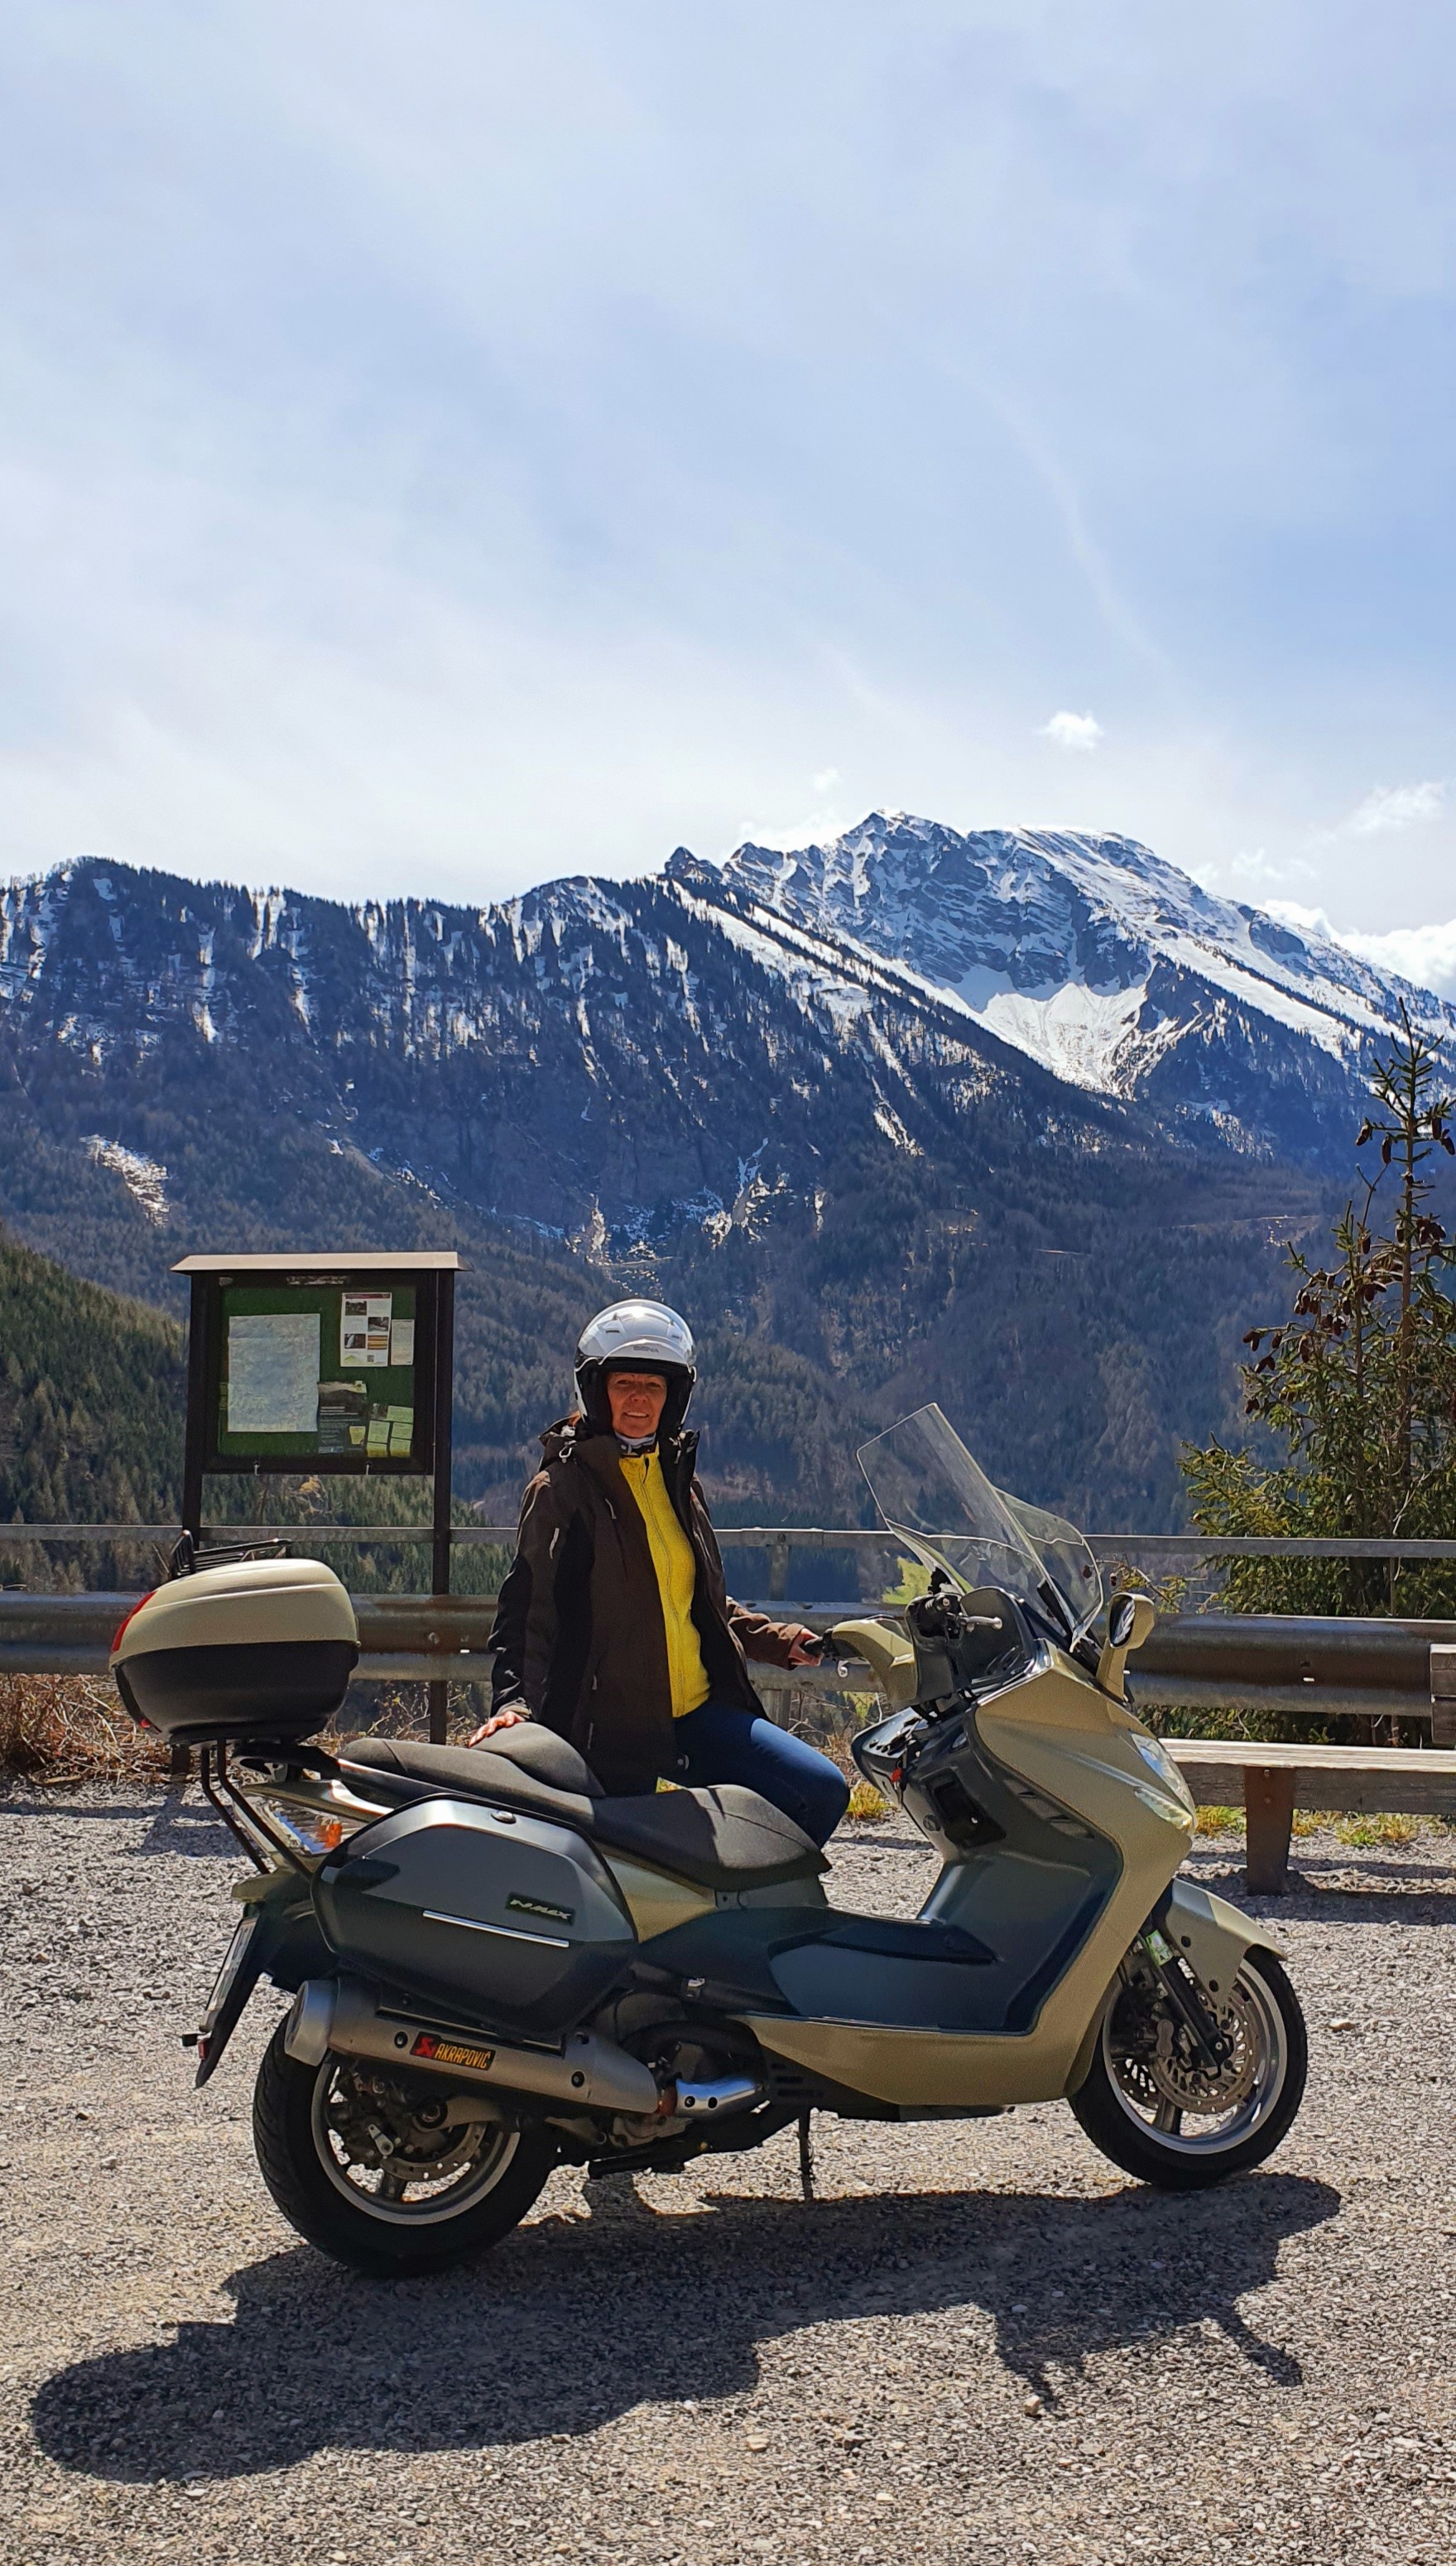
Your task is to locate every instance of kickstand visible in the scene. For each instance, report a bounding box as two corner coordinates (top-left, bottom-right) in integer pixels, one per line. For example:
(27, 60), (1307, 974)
(797, 2108), (814, 2202)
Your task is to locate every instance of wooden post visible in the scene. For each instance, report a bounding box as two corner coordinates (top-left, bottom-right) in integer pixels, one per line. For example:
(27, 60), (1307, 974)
(427, 1268), (456, 1748)
(180, 1273), (208, 1554)
(1243, 1765), (1297, 1896)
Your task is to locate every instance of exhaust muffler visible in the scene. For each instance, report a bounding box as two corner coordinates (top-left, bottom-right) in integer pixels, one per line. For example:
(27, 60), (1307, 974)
(670, 2072), (765, 2116)
(285, 1976), (660, 2116)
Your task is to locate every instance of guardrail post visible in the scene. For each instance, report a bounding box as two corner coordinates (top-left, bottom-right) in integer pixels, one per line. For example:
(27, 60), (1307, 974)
(768, 1535), (790, 1603)
(427, 1267), (456, 1748)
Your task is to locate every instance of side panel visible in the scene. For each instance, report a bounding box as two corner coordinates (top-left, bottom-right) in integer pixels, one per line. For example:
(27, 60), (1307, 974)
(752, 1657), (1195, 2109)
(315, 1798), (636, 2036)
(604, 1856), (715, 1943)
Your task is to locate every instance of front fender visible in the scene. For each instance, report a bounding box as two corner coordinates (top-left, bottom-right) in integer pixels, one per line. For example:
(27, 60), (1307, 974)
(1163, 1876), (1285, 1991)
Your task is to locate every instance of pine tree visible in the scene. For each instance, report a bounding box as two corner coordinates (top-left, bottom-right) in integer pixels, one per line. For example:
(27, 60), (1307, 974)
(1181, 1005), (1456, 1617)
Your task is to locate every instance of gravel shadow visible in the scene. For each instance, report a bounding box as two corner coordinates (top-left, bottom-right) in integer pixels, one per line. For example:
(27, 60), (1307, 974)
(32, 2171), (1338, 2481)
(0, 1789), (238, 1860)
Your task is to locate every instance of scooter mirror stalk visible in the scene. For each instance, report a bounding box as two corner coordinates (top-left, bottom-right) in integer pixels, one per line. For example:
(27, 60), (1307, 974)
(1097, 1591), (1156, 1697)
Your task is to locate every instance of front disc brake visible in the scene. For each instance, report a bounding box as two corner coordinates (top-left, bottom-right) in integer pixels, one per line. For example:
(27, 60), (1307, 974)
(1111, 1976), (1260, 2116)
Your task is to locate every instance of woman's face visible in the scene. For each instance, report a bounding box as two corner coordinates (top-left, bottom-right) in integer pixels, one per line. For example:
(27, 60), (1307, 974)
(606, 1369), (668, 1440)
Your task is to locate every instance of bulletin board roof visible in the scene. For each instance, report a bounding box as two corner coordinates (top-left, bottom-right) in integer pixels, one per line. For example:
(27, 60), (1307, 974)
(173, 1253), (464, 1274)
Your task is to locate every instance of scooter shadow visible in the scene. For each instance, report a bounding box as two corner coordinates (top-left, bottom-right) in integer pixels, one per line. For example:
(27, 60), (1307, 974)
(32, 2172), (1338, 2483)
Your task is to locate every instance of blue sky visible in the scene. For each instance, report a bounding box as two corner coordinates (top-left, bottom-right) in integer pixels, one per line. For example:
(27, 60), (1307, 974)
(4, 2), (1456, 986)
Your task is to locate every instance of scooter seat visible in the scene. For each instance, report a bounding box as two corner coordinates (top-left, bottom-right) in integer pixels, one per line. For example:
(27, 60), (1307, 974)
(339, 1737), (829, 1893)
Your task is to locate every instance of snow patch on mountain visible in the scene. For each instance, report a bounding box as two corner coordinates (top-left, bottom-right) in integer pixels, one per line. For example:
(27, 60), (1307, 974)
(84, 1136), (169, 1223)
(970, 979), (1151, 1090)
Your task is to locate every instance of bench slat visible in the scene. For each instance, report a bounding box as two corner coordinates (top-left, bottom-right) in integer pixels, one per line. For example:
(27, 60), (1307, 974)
(1167, 1739), (1456, 1817)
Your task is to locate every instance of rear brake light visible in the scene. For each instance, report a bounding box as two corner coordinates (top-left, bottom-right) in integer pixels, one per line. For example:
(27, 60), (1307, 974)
(110, 1591), (155, 1655)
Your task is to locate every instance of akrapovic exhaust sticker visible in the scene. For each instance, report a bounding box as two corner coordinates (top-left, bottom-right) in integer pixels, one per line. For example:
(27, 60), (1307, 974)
(411, 2034), (497, 2072)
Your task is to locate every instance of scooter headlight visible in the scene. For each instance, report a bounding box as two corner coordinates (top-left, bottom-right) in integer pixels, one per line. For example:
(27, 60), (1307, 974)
(1131, 1734), (1196, 1818)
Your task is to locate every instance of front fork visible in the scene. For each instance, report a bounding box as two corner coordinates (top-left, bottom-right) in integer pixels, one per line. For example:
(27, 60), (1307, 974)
(1129, 1923), (1230, 2077)
(1067, 1875), (1286, 2097)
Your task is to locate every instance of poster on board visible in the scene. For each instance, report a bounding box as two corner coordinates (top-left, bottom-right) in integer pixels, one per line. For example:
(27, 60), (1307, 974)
(340, 1292), (392, 1368)
(226, 1312), (321, 1433)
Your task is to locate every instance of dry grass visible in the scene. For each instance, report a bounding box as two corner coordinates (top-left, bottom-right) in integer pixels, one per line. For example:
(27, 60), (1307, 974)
(0, 1673), (488, 1791)
(0, 1673), (168, 1788)
(1194, 1803), (1243, 1834)
(1196, 1801), (1432, 1850)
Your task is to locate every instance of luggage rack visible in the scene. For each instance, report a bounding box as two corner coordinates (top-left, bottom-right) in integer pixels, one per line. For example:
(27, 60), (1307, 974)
(195, 1738), (387, 1878)
(165, 1531), (291, 1581)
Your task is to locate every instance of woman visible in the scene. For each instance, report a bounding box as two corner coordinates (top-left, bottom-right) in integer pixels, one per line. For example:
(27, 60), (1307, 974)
(471, 1299), (849, 1846)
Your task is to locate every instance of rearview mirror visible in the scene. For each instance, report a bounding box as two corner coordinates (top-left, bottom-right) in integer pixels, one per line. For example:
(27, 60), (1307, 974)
(1107, 1591), (1156, 1650)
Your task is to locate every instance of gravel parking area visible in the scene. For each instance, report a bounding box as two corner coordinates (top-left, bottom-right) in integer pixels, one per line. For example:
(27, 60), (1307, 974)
(2, 1792), (1454, 2566)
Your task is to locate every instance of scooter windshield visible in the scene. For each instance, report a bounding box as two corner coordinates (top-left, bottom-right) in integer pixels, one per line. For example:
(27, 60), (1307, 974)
(857, 1403), (1103, 1643)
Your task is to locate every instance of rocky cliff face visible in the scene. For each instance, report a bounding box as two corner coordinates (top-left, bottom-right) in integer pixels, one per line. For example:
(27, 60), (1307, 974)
(0, 846), (1162, 1255)
(0, 825), (1364, 1526)
(710, 811), (1456, 1164)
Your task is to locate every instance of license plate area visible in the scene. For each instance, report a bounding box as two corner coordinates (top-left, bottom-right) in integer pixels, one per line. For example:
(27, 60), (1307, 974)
(199, 1916), (257, 2041)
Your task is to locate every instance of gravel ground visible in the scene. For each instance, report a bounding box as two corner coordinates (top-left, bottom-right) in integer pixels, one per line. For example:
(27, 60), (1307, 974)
(2, 1792), (1454, 2566)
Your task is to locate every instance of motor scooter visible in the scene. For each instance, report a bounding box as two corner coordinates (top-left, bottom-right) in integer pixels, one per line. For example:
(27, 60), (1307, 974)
(113, 1403), (1306, 2275)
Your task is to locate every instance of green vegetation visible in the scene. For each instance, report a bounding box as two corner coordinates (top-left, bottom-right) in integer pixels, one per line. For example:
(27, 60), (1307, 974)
(1182, 1009), (1456, 1619)
(0, 1228), (184, 1585)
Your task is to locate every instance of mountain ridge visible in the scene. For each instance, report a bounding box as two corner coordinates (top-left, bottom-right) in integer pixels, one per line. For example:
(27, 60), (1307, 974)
(0, 821), (1358, 1526)
(705, 811), (1456, 1158)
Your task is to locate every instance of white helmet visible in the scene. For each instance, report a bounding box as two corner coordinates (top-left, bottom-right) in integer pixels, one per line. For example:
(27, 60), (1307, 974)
(574, 1299), (695, 1433)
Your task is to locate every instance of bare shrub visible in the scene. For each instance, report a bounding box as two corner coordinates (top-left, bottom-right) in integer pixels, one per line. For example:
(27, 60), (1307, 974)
(0, 1673), (168, 1788)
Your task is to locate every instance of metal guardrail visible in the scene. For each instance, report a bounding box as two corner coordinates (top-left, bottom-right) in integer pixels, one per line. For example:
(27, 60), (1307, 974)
(1, 1522), (1453, 1715)
(4, 1523), (1456, 1557)
(2, 1586), (1452, 1721)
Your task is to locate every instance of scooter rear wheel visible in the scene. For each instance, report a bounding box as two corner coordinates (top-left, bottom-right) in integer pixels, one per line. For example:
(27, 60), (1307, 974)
(1069, 1947), (1307, 2189)
(252, 2020), (557, 2275)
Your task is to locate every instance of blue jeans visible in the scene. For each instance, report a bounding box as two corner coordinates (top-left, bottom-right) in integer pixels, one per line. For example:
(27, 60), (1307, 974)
(671, 1697), (850, 1847)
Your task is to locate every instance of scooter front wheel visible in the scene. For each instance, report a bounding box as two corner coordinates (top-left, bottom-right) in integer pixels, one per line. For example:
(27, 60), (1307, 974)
(1069, 1947), (1307, 2189)
(252, 2020), (557, 2276)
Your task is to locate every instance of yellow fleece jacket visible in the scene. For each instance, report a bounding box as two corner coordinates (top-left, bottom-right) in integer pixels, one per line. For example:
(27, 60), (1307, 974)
(617, 1448), (712, 1720)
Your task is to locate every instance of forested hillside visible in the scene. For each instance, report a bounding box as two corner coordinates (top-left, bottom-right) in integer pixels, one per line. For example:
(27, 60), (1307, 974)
(0, 1229), (184, 1525)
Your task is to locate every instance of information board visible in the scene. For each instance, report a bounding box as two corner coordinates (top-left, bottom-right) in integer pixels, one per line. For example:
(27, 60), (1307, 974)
(176, 1256), (457, 1481)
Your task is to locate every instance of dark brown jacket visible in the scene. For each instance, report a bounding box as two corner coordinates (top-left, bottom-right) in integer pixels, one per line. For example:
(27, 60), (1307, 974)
(489, 1418), (815, 1795)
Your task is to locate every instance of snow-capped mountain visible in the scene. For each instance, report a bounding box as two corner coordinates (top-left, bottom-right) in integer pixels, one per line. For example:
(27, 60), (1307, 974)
(0, 830), (1357, 1525)
(0, 846), (1135, 1269)
(708, 812), (1456, 1161)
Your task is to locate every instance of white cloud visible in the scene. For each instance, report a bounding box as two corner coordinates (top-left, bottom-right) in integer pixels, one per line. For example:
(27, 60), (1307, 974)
(1333, 917), (1456, 1000)
(1263, 898), (1342, 943)
(1227, 846), (1314, 887)
(1265, 899), (1456, 1002)
(1343, 780), (1446, 835)
(1042, 710), (1103, 753)
(811, 767), (842, 793)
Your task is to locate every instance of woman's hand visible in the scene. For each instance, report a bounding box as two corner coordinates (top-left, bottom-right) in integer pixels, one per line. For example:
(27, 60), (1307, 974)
(465, 1709), (528, 1747)
(785, 1631), (824, 1668)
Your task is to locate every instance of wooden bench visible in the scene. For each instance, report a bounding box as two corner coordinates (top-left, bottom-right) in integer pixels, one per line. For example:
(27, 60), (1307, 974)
(1165, 1738), (1456, 1894)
